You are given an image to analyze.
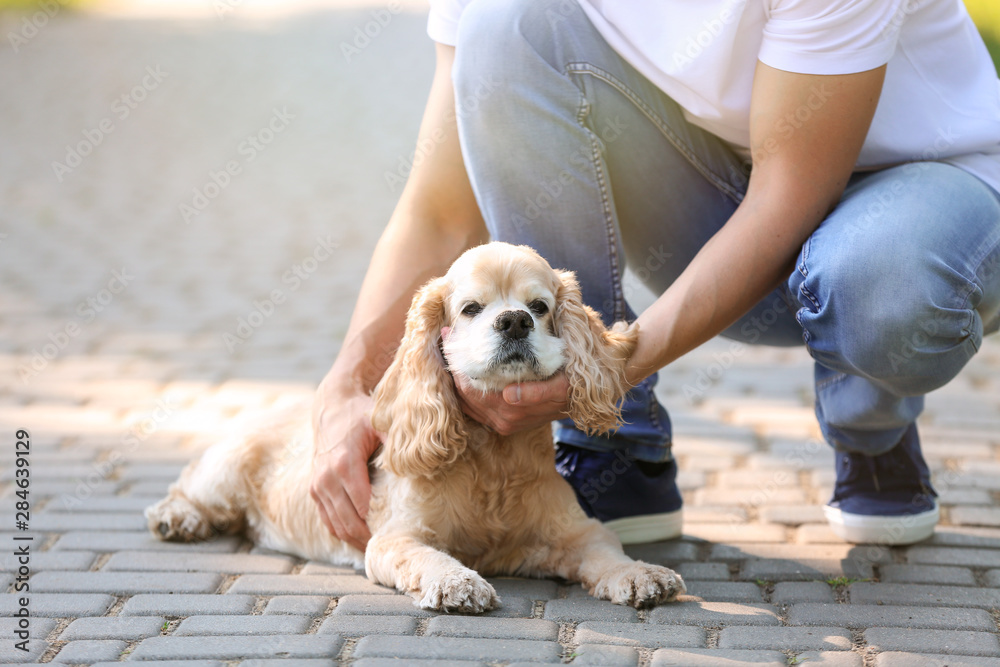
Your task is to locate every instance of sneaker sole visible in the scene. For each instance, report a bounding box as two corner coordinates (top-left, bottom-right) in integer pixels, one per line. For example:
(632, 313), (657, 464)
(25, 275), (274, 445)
(824, 503), (938, 545)
(604, 509), (683, 545)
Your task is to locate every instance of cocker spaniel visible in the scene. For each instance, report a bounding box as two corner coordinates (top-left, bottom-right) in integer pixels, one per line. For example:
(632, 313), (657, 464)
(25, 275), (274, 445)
(146, 242), (685, 612)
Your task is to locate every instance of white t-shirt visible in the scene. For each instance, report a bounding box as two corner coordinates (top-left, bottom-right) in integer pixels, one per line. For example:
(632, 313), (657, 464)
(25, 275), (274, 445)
(428, 0), (1000, 194)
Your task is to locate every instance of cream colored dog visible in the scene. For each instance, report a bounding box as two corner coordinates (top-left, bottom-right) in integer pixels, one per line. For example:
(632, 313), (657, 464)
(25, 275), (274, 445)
(146, 242), (685, 612)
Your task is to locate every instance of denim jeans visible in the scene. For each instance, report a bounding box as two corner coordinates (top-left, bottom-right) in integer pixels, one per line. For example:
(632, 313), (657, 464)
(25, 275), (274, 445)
(452, 0), (1000, 461)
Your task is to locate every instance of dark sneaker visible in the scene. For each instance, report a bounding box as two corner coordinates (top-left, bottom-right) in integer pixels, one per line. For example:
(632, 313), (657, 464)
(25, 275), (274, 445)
(555, 442), (683, 544)
(824, 424), (938, 545)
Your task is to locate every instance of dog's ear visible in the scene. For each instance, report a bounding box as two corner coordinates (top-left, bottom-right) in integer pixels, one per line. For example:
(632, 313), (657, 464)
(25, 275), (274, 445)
(554, 270), (639, 435)
(372, 277), (467, 477)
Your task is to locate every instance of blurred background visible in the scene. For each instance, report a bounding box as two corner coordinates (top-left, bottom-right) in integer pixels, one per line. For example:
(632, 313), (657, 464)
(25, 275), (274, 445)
(1, 0), (999, 452)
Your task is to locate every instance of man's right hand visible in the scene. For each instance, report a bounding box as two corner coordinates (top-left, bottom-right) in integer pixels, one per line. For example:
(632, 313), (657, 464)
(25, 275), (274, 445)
(310, 387), (381, 552)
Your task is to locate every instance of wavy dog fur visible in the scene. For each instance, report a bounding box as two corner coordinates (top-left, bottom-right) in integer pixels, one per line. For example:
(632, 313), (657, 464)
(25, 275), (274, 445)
(146, 242), (685, 612)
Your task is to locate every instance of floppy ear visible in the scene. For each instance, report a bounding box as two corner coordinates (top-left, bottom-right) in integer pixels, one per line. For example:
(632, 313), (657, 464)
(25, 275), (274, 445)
(554, 270), (640, 435)
(371, 277), (467, 477)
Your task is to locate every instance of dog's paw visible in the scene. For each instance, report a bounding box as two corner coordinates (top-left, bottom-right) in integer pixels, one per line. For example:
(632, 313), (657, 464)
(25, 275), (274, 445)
(145, 496), (214, 543)
(416, 570), (500, 613)
(591, 562), (686, 608)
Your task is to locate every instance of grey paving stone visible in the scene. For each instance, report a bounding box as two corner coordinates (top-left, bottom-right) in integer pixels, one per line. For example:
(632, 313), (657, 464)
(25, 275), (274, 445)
(950, 506), (1000, 526)
(121, 594), (256, 616)
(795, 652), (863, 667)
(739, 558), (874, 581)
(226, 574), (393, 596)
(52, 531), (242, 552)
(426, 616), (557, 641)
(318, 614), (418, 636)
(787, 603), (995, 631)
(117, 463), (188, 480)
(675, 562), (729, 581)
(93, 662), (224, 667)
(717, 626), (852, 651)
(879, 564), (976, 585)
(542, 598), (639, 623)
(682, 523), (787, 543)
(927, 527), (1000, 548)
(330, 593), (531, 618)
(648, 601), (780, 626)
(0, 638), (47, 664)
(875, 652), (1000, 666)
(486, 577), (559, 600)
(682, 581), (763, 602)
(865, 627), (1000, 656)
(0, 593), (115, 617)
(848, 582), (1000, 608)
(907, 546), (1000, 568)
(0, 616), (56, 661)
(52, 639), (127, 663)
(984, 569), (1000, 587)
(352, 635), (562, 662)
(0, 550), (96, 572)
(711, 544), (892, 563)
(263, 596), (331, 616)
(49, 496), (166, 513)
(127, 480), (173, 495)
(175, 615), (311, 636)
(354, 661), (485, 667)
(31, 511), (147, 531)
(60, 616), (167, 640)
(574, 622), (705, 648)
(31, 570), (222, 594)
(623, 541), (699, 564)
(332, 594), (436, 617)
(298, 562), (358, 575)
(772, 582), (835, 604)
(240, 661), (336, 667)
(128, 635), (344, 660)
(758, 504), (826, 525)
(104, 551), (295, 573)
(650, 648), (786, 666)
(572, 644), (638, 665)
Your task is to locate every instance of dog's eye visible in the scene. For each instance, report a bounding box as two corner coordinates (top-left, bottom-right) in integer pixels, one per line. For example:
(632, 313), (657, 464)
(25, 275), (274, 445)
(528, 300), (549, 316)
(461, 302), (483, 317)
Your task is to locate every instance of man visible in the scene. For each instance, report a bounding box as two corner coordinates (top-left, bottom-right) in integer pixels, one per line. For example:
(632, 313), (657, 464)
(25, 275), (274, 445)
(311, 0), (1000, 551)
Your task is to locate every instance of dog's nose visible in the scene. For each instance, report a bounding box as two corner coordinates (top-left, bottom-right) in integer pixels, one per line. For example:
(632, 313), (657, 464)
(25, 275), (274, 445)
(495, 310), (533, 340)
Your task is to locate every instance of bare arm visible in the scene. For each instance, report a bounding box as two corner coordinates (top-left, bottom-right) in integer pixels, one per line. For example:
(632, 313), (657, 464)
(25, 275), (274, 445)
(626, 62), (885, 382)
(312, 43), (488, 549)
(460, 62), (886, 434)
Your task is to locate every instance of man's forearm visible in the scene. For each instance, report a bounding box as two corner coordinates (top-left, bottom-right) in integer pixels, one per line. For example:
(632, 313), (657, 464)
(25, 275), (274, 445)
(625, 196), (813, 386)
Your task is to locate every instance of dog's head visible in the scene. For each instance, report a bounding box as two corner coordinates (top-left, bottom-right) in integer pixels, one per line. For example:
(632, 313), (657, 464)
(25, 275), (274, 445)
(372, 242), (639, 477)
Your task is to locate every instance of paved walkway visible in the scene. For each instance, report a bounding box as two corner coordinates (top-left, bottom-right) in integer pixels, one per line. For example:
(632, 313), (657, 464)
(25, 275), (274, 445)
(3, 3), (1000, 665)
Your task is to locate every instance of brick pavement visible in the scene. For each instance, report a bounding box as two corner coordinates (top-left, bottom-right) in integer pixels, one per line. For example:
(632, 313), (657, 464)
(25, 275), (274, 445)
(2, 1), (1000, 665)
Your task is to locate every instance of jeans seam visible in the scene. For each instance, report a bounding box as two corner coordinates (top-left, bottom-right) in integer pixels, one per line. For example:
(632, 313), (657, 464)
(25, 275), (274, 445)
(575, 88), (626, 322)
(564, 62), (745, 205)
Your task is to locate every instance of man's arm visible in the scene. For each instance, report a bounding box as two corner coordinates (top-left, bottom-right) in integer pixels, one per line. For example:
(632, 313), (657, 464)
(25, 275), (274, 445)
(626, 62), (886, 381)
(311, 43), (488, 550)
(458, 62), (886, 433)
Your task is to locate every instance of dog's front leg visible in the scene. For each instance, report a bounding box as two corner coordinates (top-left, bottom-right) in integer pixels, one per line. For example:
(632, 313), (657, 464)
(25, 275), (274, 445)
(543, 521), (686, 608)
(365, 533), (500, 613)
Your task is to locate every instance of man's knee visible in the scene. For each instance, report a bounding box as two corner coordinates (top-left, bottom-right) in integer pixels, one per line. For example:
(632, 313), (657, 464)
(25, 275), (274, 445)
(795, 262), (981, 396)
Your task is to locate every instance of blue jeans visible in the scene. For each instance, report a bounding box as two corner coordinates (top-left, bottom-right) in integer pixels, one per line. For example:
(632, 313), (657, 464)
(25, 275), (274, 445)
(452, 0), (1000, 461)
